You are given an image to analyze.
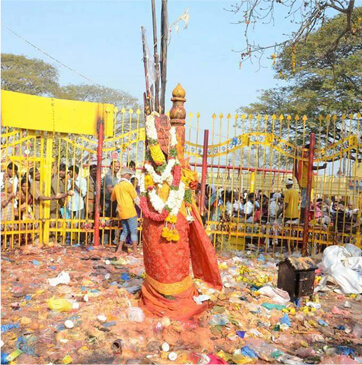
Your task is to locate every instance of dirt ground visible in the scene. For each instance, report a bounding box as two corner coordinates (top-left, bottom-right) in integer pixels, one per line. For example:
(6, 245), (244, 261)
(1, 245), (361, 364)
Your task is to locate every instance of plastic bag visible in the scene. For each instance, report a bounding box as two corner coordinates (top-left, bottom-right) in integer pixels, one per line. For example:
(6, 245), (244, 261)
(209, 314), (230, 326)
(1, 323), (19, 333)
(127, 307), (145, 322)
(47, 297), (74, 312)
(258, 286), (290, 304)
(48, 271), (70, 287)
(318, 245), (362, 294)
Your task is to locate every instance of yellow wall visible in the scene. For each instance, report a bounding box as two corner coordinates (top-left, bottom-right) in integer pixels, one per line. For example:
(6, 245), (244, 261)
(1, 90), (114, 137)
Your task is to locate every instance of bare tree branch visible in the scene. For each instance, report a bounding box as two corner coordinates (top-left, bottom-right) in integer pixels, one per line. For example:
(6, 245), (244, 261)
(229, 0), (359, 65)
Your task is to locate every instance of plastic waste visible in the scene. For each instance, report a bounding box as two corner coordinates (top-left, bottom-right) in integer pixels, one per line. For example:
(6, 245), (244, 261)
(1, 323), (19, 333)
(103, 321), (116, 327)
(126, 307), (145, 322)
(244, 338), (284, 362)
(280, 313), (291, 327)
(168, 352), (177, 361)
(258, 286), (290, 304)
(318, 319), (329, 327)
(112, 339), (123, 354)
(306, 301), (322, 309)
(262, 303), (286, 310)
(161, 342), (170, 352)
(207, 354), (229, 364)
(193, 295), (211, 305)
(47, 297), (75, 312)
(232, 354), (254, 364)
(236, 330), (246, 338)
(209, 314), (230, 326)
(336, 346), (355, 357)
(121, 273), (131, 281)
(318, 245), (362, 294)
(32, 260), (41, 266)
(48, 271), (70, 287)
(64, 320), (74, 329)
(97, 315), (107, 322)
(240, 346), (258, 359)
(6, 349), (23, 362)
(62, 355), (73, 364)
(1, 353), (9, 365)
(320, 355), (360, 364)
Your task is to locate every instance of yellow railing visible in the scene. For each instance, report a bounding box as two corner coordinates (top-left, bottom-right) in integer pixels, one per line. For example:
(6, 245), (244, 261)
(1, 90), (361, 253)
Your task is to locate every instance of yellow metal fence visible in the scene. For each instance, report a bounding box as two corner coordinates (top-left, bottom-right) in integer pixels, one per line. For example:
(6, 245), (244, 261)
(1, 110), (361, 254)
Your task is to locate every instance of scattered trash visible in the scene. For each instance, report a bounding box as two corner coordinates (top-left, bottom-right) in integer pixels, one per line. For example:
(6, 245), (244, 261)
(112, 339), (123, 354)
(47, 297), (75, 312)
(97, 315), (107, 322)
(161, 342), (170, 352)
(1, 246), (361, 364)
(1, 323), (19, 333)
(64, 320), (74, 329)
(193, 294), (211, 305)
(48, 271), (70, 287)
(126, 307), (145, 322)
(168, 351), (177, 361)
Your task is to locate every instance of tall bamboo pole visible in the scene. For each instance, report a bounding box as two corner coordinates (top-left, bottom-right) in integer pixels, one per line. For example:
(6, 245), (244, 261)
(151, 0), (160, 112)
(160, 0), (168, 112)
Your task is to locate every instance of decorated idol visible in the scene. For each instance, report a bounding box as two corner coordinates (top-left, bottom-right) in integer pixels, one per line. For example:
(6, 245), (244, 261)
(139, 84), (222, 320)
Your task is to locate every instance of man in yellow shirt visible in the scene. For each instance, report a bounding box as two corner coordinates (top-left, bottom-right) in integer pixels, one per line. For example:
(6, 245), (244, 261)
(111, 168), (139, 255)
(278, 178), (300, 224)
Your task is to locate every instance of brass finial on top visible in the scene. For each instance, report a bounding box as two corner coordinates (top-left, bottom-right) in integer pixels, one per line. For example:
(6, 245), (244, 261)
(172, 83), (186, 99)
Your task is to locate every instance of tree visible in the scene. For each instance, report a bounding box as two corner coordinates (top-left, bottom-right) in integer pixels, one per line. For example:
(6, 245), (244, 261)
(228, 0), (360, 64)
(1, 53), (60, 96)
(237, 9), (362, 162)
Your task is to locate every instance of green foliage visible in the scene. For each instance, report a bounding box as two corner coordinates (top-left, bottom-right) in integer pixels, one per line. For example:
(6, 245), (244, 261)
(238, 8), (362, 116)
(1, 53), (60, 96)
(57, 84), (141, 112)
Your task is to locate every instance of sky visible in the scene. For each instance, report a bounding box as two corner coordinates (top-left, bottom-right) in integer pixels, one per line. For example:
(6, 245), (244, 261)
(2, 0), (295, 130)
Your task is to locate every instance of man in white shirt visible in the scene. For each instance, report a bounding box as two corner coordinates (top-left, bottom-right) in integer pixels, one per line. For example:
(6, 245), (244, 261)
(269, 193), (282, 223)
(67, 165), (87, 219)
(66, 165), (87, 245)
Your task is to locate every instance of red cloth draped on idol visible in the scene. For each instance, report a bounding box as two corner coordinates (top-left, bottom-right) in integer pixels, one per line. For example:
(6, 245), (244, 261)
(139, 84), (222, 320)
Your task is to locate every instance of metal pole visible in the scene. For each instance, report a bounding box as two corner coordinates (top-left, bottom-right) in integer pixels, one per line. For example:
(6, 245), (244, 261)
(302, 133), (315, 256)
(94, 119), (104, 247)
(199, 129), (209, 216)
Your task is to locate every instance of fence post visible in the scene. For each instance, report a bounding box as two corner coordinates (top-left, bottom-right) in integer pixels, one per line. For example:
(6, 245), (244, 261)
(200, 129), (209, 216)
(302, 133), (315, 256)
(42, 133), (53, 244)
(94, 119), (104, 247)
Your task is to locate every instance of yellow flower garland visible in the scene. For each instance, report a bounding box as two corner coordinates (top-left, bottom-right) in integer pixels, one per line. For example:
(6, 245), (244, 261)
(144, 174), (154, 189)
(161, 226), (180, 242)
(165, 215), (177, 224)
(149, 144), (166, 166)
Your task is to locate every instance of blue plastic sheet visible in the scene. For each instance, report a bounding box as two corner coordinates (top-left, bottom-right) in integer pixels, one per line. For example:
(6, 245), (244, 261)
(1, 353), (9, 364)
(336, 346), (355, 357)
(1, 323), (19, 333)
(236, 330), (246, 338)
(318, 319), (329, 327)
(241, 346), (258, 358)
(280, 313), (291, 327)
(121, 273), (131, 281)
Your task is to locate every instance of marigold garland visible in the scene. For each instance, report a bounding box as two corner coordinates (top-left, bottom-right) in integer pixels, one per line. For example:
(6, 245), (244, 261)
(141, 112), (194, 243)
(149, 144), (166, 166)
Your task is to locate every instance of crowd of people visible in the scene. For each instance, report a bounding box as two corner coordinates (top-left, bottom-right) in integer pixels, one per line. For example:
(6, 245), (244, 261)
(1, 160), (361, 249)
(0, 161), (140, 249)
(203, 179), (361, 235)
